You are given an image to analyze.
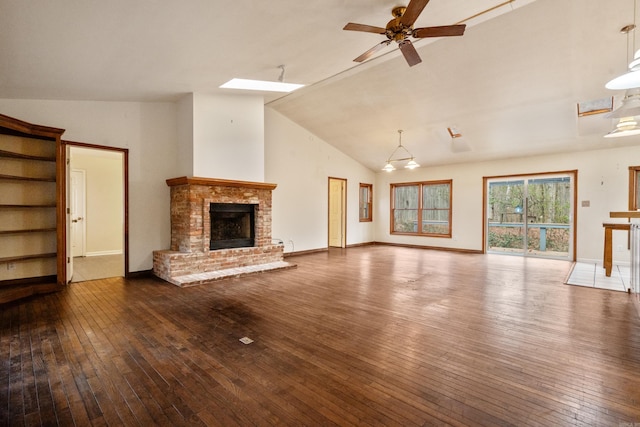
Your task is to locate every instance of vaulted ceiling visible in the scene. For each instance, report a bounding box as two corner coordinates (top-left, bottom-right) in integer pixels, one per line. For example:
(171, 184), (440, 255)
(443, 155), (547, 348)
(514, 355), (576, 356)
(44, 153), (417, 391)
(0, 0), (637, 170)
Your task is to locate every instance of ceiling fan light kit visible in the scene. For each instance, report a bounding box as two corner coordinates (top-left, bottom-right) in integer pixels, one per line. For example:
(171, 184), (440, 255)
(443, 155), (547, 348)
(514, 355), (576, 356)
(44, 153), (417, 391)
(343, 0), (466, 67)
(382, 130), (420, 172)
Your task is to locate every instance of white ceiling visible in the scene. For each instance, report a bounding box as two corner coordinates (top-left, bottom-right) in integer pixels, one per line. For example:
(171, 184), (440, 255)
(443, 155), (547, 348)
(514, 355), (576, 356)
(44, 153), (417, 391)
(1, 0), (638, 171)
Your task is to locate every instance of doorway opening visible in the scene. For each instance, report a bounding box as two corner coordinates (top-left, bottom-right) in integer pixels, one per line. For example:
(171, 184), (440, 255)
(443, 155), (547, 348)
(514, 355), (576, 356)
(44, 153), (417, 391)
(484, 171), (576, 260)
(66, 143), (128, 282)
(328, 177), (347, 248)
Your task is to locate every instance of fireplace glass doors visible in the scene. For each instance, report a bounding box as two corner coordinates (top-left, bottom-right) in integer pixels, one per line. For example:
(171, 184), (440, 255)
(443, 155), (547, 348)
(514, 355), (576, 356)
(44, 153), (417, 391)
(209, 203), (256, 250)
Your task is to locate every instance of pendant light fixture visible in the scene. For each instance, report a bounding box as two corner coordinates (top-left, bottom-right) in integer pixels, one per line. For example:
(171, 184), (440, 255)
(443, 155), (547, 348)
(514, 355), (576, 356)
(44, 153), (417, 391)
(606, 20), (640, 90)
(382, 130), (420, 172)
(605, 2), (640, 138)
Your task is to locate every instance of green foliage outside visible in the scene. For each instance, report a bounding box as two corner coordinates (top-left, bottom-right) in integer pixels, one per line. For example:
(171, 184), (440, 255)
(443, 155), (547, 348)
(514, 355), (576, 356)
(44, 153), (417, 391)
(488, 177), (571, 253)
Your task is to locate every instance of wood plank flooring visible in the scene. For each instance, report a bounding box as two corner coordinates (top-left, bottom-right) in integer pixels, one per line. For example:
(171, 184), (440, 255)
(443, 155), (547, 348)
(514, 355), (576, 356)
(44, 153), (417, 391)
(2, 245), (640, 426)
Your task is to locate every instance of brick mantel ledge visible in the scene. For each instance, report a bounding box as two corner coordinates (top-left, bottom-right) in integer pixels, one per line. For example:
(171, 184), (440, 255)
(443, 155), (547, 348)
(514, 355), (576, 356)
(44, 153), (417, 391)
(166, 176), (277, 191)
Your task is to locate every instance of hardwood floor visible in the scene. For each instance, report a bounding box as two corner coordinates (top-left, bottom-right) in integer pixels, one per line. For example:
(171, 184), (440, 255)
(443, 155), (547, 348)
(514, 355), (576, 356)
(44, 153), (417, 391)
(2, 245), (640, 426)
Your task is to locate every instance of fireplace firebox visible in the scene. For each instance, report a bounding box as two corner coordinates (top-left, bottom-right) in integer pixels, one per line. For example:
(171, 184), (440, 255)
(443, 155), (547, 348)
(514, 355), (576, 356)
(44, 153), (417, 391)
(209, 203), (256, 250)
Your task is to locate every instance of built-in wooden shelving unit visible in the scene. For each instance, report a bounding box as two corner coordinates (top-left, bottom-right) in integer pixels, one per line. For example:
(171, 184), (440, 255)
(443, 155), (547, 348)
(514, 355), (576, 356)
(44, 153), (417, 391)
(0, 113), (66, 304)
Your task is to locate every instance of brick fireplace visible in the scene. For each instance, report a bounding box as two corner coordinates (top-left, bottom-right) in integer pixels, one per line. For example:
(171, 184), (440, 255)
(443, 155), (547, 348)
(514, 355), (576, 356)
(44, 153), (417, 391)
(153, 176), (293, 287)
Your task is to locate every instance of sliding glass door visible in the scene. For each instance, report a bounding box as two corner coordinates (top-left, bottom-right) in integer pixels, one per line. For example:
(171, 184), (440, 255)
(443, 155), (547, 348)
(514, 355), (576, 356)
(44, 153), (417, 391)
(486, 173), (574, 260)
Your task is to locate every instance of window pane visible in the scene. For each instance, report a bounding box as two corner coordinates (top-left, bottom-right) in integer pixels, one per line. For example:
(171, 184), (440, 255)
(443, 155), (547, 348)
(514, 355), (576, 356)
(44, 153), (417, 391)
(422, 184), (450, 209)
(395, 185), (418, 209)
(359, 184), (372, 221)
(422, 209), (449, 234)
(394, 209), (418, 232)
(360, 206), (369, 219)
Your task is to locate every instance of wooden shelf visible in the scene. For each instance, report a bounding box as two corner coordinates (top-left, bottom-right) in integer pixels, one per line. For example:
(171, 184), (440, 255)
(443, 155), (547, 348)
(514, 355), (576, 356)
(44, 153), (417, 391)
(0, 149), (55, 162)
(610, 211), (640, 218)
(0, 252), (57, 264)
(0, 174), (55, 182)
(0, 228), (56, 235)
(0, 203), (56, 208)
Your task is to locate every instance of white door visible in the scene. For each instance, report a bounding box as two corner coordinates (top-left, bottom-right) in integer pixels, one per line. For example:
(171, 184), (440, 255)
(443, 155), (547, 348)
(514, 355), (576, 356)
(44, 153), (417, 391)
(328, 178), (346, 248)
(71, 169), (87, 257)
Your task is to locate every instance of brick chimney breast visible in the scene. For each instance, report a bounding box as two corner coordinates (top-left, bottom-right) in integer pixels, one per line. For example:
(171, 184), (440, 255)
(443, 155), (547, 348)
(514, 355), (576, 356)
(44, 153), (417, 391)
(153, 177), (290, 286)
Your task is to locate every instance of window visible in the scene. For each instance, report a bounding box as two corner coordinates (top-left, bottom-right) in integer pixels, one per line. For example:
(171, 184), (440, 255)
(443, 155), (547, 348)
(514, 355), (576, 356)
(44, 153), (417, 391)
(359, 183), (373, 222)
(630, 166), (640, 210)
(391, 180), (452, 237)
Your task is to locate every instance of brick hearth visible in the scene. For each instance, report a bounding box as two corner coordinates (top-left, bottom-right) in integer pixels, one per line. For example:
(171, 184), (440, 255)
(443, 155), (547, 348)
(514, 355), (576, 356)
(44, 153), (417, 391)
(153, 176), (294, 286)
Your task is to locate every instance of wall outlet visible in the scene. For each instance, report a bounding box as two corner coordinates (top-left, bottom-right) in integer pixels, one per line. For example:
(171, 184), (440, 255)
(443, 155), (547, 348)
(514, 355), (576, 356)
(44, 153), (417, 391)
(7, 262), (16, 270)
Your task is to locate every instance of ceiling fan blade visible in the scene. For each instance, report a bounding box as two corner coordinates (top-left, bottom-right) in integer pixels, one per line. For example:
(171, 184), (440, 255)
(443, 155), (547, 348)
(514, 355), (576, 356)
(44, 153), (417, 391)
(398, 40), (422, 67)
(343, 23), (387, 34)
(353, 41), (391, 62)
(413, 24), (466, 38)
(400, 0), (430, 27)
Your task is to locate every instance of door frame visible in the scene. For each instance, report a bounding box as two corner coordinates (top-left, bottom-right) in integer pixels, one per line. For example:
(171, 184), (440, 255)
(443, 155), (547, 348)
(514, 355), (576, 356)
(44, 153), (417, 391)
(70, 168), (87, 257)
(63, 140), (129, 279)
(482, 170), (577, 261)
(328, 177), (347, 248)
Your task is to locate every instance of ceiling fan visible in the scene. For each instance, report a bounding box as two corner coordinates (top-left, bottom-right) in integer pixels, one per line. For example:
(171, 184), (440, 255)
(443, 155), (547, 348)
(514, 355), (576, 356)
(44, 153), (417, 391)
(343, 0), (466, 67)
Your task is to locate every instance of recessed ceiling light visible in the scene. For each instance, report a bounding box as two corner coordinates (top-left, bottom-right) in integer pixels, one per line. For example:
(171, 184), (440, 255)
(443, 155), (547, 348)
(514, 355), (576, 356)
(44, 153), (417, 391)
(220, 78), (304, 93)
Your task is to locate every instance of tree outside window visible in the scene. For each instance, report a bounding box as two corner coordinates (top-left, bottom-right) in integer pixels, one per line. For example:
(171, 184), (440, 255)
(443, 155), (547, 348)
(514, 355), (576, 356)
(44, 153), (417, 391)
(359, 183), (372, 222)
(391, 180), (452, 237)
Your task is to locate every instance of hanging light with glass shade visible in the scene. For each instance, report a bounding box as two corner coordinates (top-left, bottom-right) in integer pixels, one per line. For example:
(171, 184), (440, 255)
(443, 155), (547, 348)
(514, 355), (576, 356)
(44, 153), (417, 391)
(382, 130), (420, 172)
(605, 1), (640, 137)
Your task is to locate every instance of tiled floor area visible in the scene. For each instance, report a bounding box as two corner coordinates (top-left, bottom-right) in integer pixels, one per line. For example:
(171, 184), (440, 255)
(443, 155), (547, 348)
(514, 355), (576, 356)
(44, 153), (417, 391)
(71, 254), (124, 282)
(566, 262), (630, 292)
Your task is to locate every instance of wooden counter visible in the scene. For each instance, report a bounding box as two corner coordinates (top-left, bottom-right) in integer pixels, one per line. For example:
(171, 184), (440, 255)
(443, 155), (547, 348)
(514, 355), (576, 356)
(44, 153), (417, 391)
(603, 222), (631, 277)
(609, 211), (640, 218)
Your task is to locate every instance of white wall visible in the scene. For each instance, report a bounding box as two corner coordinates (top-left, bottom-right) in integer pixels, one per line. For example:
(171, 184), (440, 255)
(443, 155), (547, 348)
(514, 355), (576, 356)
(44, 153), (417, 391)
(71, 147), (123, 256)
(192, 93), (264, 182)
(375, 142), (640, 264)
(0, 99), (180, 272)
(176, 94), (194, 177)
(265, 108), (376, 253)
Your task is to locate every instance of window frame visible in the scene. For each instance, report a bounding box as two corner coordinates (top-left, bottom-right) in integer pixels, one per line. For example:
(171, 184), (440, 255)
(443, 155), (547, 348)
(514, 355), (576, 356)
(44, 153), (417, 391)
(359, 183), (373, 222)
(629, 166), (640, 210)
(390, 179), (452, 238)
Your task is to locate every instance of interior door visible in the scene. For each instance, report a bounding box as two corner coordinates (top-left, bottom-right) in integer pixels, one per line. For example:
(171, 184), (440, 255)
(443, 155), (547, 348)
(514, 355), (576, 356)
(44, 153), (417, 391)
(70, 169), (86, 257)
(328, 178), (346, 248)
